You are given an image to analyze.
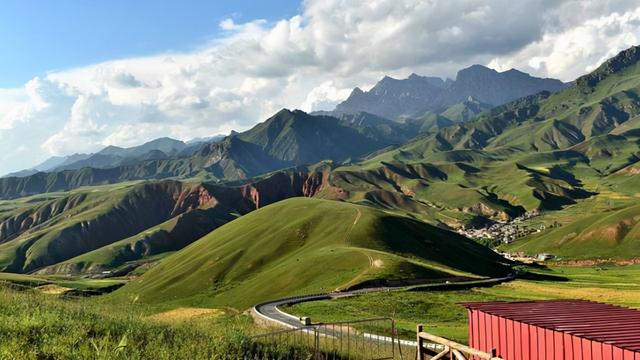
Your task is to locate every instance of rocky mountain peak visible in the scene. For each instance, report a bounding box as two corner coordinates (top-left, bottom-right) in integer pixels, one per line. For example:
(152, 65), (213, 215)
(333, 65), (567, 120)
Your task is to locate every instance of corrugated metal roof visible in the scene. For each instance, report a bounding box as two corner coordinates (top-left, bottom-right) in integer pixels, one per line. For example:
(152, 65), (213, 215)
(462, 300), (640, 352)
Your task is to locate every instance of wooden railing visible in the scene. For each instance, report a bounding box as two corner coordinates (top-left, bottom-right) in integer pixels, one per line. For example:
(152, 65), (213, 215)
(416, 324), (501, 360)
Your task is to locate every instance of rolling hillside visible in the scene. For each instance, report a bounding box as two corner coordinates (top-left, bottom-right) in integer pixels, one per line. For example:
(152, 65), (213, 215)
(0, 166), (336, 275)
(115, 198), (511, 309)
(0, 181), (228, 273)
(503, 204), (640, 259)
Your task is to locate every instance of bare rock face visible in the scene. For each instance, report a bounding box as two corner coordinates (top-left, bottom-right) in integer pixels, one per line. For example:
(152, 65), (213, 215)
(236, 170), (329, 209)
(334, 66), (566, 120)
(462, 203), (511, 222)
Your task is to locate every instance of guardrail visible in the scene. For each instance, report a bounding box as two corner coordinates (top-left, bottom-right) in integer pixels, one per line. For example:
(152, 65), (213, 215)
(248, 317), (414, 359)
(416, 324), (501, 360)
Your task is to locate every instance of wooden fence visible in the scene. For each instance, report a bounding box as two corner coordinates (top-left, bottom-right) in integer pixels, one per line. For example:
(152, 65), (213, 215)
(416, 324), (501, 360)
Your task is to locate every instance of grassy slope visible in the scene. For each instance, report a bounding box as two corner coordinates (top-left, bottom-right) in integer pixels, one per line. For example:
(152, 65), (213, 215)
(500, 164), (640, 259)
(0, 272), (125, 291)
(503, 202), (640, 259)
(115, 198), (510, 309)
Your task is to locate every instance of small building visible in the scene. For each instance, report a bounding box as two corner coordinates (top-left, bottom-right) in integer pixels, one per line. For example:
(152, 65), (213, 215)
(536, 253), (554, 261)
(463, 300), (640, 360)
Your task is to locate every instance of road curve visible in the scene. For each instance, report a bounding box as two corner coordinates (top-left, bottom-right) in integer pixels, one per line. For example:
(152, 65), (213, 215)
(253, 275), (516, 343)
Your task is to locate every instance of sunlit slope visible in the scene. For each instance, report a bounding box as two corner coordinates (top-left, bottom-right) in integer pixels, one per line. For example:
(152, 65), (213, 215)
(502, 167), (640, 260)
(503, 204), (640, 259)
(116, 198), (510, 309)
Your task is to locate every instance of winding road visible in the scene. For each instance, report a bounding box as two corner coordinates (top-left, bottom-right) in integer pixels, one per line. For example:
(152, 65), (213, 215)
(253, 275), (516, 345)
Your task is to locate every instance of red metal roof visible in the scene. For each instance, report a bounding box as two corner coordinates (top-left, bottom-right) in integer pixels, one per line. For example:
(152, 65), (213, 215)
(462, 300), (640, 352)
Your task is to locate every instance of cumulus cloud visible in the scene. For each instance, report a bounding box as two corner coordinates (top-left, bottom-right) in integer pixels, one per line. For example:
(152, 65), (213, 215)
(1, 0), (640, 175)
(489, 5), (640, 80)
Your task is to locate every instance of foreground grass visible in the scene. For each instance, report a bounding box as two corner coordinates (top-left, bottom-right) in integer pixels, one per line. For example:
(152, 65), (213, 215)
(0, 286), (257, 359)
(287, 265), (640, 343)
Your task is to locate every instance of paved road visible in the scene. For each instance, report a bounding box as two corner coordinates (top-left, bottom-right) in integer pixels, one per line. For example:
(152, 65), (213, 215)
(253, 275), (515, 345)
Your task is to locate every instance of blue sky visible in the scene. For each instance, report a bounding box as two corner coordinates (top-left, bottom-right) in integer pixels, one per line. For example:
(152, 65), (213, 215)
(0, 0), (300, 87)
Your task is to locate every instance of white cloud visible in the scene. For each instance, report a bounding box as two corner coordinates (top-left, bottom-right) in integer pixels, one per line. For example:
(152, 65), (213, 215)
(489, 6), (640, 81)
(1, 0), (640, 175)
(300, 81), (353, 112)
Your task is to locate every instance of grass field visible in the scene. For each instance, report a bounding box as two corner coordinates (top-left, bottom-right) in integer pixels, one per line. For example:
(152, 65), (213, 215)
(0, 284), (256, 359)
(0, 272), (126, 291)
(286, 264), (640, 343)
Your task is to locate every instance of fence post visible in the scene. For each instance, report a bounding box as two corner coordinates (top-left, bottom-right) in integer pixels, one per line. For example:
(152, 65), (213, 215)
(391, 319), (396, 358)
(417, 324), (424, 360)
(314, 327), (320, 360)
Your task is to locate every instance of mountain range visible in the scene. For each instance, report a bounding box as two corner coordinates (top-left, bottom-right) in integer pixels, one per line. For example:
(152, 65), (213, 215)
(333, 65), (567, 120)
(2, 48), (640, 307)
(0, 64), (567, 198)
(2, 136), (225, 178)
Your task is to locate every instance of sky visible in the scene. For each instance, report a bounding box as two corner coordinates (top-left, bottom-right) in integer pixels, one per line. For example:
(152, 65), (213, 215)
(1, 0), (640, 175)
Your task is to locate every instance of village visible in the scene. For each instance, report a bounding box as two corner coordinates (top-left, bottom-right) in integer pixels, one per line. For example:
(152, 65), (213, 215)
(456, 209), (547, 245)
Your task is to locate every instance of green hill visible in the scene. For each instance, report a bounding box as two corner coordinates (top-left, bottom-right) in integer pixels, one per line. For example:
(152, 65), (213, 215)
(115, 198), (511, 309)
(502, 203), (640, 260)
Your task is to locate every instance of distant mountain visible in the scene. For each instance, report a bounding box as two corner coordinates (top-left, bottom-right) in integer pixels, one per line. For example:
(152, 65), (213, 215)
(98, 137), (186, 158)
(334, 65), (567, 120)
(193, 108), (411, 179)
(53, 137), (188, 172)
(0, 109), (412, 199)
(1, 154), (89, 178)
(4, 138), (196, 179)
